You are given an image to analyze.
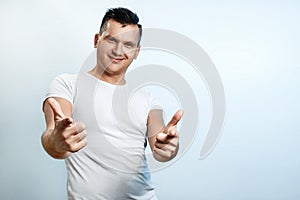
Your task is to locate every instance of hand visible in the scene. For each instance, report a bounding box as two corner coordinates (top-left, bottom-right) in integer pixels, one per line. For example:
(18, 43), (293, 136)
(153, 109), (183, 162)
(47, 98), (87, 156)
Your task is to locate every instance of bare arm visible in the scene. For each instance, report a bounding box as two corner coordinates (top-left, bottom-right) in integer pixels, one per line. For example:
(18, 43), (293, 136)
(147, 109), (183, 162)
(41, 97), (87, 159)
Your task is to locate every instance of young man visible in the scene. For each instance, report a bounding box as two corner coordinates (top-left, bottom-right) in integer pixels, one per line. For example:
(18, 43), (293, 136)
(42, 7), (183, 199)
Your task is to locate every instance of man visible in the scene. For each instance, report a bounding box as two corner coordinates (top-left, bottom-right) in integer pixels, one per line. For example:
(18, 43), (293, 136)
(42, 7), (183, 199)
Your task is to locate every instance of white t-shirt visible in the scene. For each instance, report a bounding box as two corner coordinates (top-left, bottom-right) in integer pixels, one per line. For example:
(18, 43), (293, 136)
(45, 72), (162, 200)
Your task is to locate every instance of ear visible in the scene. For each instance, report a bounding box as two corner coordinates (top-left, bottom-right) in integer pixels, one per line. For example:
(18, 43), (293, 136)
(134, 46), (141, 59)
(94, 33), (99, 48)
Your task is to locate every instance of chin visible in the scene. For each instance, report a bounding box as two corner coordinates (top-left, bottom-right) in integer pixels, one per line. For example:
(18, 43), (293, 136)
(104, 66), (124, 76)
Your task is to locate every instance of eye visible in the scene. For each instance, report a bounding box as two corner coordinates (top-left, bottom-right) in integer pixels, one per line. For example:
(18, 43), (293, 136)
(107, 37), (116, 43)
(124, 42), (135, 48)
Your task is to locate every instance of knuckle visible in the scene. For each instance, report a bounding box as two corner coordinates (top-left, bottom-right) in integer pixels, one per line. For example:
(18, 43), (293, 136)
(65, 141), (72, 150)
(72, 140), (87, 152)
(171, 139), (177, 144)
(76, 121), (86, 131)
(160, 144), (166, 150)
(82, 132), (87, 139)
(77, 131), (87, 141)
(65, 139), (72, 147)
(82, 130), (87, 137)
(166, 151), (172, 158)
(68, 126), (80, 135)
(170, 128), (176, 135)
(172, 129), (177, 134)
(170, 146), (176, 153)
(82, 140), (88, 147)
(165, 127), (171, 133)
(61, 132), (69, 140)
(69, 145), (78, 153)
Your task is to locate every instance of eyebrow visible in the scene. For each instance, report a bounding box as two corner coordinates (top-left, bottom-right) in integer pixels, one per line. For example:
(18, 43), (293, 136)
(103, 34), (117, 41)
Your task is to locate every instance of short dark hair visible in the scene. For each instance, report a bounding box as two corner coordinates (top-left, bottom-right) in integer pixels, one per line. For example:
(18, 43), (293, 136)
(99, 7), (142, 46)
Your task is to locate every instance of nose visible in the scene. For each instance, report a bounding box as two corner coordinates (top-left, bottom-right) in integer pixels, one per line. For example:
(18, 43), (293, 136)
(112, 43), (123, 56)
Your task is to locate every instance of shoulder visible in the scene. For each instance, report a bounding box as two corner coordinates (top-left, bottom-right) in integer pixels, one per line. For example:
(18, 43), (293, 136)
(52, 73), (78, 89)
(44, 73), (78, 104)
(129, 87), (152, 101)
(134, 87), (163, 110)
(54, 73), (77, 83)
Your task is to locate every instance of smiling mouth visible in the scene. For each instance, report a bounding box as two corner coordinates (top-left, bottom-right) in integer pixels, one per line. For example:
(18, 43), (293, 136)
(109, 56), (124, 63)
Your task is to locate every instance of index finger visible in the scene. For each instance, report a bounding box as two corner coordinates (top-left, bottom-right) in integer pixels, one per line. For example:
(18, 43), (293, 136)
(47, 97), (65, 120)
(166, 109), (183, 128)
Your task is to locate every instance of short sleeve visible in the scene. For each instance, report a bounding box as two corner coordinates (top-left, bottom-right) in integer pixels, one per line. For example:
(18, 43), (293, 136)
(149, 91), (163, 110)
(44, 73), (77, 105)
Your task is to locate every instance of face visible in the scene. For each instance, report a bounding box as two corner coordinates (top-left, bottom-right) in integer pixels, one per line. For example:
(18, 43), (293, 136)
(94, 19), (140, 77)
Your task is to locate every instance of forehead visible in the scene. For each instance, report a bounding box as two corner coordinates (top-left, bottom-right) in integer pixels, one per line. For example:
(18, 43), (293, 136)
(104, 19), (140, 42)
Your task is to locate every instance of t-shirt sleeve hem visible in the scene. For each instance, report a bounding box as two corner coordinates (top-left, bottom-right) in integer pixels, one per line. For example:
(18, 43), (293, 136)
(150, 105), (163, 110)
(44, 94), (73, 105)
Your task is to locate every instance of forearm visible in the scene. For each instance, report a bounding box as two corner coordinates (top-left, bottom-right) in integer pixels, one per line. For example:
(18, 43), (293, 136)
(41, 129), (70, 159)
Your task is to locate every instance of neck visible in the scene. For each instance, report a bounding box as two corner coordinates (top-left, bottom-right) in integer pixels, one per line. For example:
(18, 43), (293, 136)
(89, 67), (126, 85)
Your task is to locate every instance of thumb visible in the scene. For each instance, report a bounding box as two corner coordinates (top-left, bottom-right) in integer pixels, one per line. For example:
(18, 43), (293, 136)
(166, 109), (183, 128)
(58, 117), (73, 129)
(47, 97), (65, 121)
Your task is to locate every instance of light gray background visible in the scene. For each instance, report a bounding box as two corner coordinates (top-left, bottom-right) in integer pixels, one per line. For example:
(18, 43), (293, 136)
(0, 0), (299, 199)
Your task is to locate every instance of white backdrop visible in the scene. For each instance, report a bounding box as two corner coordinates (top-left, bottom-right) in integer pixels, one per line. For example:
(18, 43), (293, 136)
(0, 0), (299, 199)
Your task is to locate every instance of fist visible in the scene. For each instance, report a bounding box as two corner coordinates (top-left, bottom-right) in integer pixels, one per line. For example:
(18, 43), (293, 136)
(47, 98), (87, 155)
(153, 110), (183, 162)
